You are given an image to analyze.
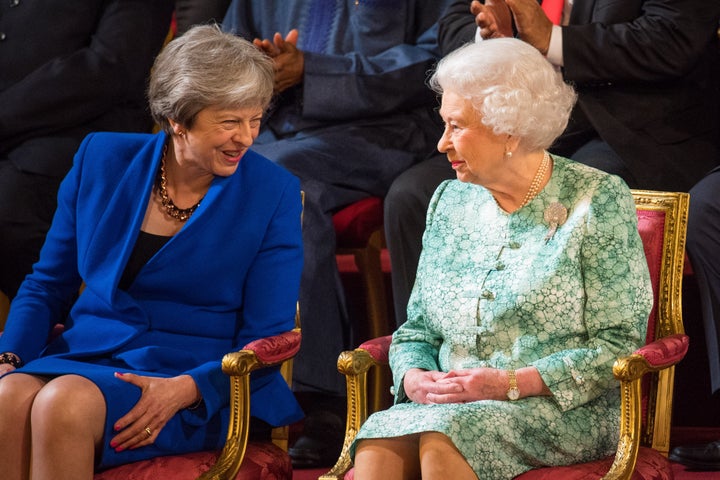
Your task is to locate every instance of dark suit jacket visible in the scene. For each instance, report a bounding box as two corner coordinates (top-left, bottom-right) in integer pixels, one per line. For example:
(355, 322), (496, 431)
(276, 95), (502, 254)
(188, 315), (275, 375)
(439, 0), (720, 191)
(0, 0), (174, 176)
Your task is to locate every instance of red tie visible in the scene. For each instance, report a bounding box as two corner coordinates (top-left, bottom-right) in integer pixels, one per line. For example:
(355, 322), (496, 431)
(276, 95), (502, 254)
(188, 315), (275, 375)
(541, 0), (564, 25)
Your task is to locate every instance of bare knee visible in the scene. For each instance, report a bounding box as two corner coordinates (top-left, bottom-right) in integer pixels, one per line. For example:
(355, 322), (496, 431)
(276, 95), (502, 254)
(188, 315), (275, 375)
(0, 372), (45, 399)
(31, 375), (106, 441)
(354, 435), (420, 480)
(0, 374), (46, 480)
(0, 373), (46, 421)
(419, 432), (477, 480)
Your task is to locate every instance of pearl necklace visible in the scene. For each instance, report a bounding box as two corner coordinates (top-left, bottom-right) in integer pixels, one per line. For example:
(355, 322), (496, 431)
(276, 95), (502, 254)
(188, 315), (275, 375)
(518, 151), (550, 209)
(156, 146), (203, 222)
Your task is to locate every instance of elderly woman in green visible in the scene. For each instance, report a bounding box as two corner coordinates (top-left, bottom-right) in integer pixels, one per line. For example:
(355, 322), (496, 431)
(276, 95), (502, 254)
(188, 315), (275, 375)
(351, 38), (653, 480)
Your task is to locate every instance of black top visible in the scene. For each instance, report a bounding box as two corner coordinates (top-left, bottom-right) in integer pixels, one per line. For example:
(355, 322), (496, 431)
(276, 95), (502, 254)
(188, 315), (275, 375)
(119, 231), (171, 290)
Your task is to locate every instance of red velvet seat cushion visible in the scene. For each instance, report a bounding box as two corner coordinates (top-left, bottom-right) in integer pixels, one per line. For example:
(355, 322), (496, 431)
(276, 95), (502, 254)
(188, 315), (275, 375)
(332, 197), (383, 248)
(94, 441), (291, 480)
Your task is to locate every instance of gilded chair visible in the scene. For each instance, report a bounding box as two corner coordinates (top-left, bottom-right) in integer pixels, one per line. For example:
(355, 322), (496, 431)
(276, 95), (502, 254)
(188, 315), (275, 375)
(322, 189), (690, 480)
(334, 196), (390, 342)
(333, 196), (393, 412)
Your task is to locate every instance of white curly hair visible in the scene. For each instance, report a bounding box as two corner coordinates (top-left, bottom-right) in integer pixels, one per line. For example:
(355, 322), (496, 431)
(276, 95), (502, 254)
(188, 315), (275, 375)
(429, 38), (577, 151)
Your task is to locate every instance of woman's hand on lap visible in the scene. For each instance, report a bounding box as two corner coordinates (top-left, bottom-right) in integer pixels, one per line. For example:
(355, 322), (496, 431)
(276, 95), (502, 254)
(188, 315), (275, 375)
(109, 372), (201, 452)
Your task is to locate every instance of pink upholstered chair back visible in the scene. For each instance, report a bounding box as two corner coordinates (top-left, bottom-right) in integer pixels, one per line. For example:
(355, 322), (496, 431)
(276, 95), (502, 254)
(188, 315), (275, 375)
(636, 209), (665, 344)
(632, 190), (689, 454)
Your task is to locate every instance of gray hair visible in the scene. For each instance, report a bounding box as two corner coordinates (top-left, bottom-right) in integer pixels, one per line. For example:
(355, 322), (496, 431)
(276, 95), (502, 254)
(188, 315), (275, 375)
(148, 25), (274, 134)
(429, 38), (577, 151)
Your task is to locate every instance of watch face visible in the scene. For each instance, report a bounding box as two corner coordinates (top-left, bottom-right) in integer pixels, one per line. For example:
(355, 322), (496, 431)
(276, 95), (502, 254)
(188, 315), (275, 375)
(507, 388), (520, 401)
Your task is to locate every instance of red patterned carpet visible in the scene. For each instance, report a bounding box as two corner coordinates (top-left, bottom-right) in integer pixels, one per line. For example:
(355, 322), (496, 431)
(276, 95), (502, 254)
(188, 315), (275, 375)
(293, 467), (327, 480)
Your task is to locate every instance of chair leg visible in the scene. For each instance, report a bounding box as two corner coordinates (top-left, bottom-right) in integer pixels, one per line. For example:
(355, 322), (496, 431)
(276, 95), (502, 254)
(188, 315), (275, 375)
(353, 242), (388, 340)
(352, 230), (393, 413)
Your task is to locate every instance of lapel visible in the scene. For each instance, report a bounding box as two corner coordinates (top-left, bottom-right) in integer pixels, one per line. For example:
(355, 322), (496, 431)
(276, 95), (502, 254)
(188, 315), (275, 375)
(81, 132), (233, 302)
(82, 134), (164, 298)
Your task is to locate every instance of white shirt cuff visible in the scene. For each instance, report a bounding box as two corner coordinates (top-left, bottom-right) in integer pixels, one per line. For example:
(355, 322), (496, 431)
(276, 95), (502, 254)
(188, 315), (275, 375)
(546, 25), (564, 67)
(475, 25), (563, 68)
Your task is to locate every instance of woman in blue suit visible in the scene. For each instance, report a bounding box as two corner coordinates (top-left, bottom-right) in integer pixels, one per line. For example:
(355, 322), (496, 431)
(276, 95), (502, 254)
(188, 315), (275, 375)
(0, 25), (304, 479)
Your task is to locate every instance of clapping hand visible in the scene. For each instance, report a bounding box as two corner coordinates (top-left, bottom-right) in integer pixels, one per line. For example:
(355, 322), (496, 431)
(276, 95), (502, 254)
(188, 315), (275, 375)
(253, 29), (304, 93)
(505, 0), (554, 54)
(471, 0), (513, 39)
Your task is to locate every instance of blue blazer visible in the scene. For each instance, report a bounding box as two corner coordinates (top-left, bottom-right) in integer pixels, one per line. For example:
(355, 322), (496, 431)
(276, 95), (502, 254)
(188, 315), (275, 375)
(0, 132), (304, 426)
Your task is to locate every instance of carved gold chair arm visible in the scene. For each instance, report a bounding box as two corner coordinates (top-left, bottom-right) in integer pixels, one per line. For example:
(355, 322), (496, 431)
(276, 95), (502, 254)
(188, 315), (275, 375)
(601, 334), (689, 480)
(320, 346), (388, 480)
(198, 327), (301, 480)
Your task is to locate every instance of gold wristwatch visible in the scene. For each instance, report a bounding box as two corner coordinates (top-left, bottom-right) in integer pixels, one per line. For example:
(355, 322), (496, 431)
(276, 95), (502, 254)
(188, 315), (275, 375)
(506, 369), (520, 401)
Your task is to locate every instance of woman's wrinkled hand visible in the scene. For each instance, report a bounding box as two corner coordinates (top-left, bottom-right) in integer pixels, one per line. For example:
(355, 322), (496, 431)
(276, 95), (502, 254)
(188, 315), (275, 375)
(404, 368), (509, 404)
(403, 368), (462, 404)
(109, 372), (200, 452)
(426, 368), (509, 404)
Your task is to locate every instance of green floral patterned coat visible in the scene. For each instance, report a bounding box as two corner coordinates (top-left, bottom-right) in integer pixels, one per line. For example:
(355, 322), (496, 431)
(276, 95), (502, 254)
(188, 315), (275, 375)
(353, 156), (653, 479)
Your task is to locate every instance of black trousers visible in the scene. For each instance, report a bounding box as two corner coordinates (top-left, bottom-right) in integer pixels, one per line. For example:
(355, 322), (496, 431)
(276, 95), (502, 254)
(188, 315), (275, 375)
(686, 165), (720, 393)
(0, 160), (62, 298)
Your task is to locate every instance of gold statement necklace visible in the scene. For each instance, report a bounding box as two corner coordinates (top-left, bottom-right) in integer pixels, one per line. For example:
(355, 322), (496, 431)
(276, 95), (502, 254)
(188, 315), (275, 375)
(518, 150), (550, 209)
(156, 145), (202, 222)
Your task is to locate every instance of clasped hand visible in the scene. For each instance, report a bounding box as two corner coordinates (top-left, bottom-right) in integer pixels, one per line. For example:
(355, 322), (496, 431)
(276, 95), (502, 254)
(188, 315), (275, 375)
(403, 367), (507, 404)
(471, 0), (554, 54)
(253, 29), (304, 93)
(109, 372), (200, 452)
